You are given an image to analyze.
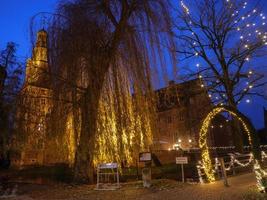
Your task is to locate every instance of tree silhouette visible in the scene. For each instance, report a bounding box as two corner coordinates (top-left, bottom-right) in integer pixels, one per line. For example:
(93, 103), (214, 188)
(29, 0), (176, 182)
(175, 0), (267, 150)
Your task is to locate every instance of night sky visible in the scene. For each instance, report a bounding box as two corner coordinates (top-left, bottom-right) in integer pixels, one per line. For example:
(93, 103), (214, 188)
(0, 0), (266, 129)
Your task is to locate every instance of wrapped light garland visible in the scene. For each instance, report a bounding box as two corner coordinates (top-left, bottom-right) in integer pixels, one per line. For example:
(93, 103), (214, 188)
(254, 160), (267, 193)
(262, 151), (267, 161)
(214, 153), (254, 172)
(234, 153), (254, 167)
(199, 151), (267, 192)
(197, 161), (204, 184)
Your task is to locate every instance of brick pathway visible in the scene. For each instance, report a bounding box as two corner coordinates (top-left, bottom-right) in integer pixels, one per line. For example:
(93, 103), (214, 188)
(0, 173), (260, 200)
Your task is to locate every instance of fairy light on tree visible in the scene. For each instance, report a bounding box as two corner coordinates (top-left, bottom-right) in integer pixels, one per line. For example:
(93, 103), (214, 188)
(176, 0), (267, 151)
(180, 0), (190, 15)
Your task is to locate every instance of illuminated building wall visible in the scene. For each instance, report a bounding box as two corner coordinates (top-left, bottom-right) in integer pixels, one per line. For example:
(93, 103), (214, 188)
(12, 30), (75, 166)
(153, 80), (234, 150)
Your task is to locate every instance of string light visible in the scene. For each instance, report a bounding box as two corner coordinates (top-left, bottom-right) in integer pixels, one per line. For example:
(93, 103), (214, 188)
(254, 160), (267, 192)
(180, 0), (190, 15)
(178, 1), (267, 189)
(199, 106), (253, 183)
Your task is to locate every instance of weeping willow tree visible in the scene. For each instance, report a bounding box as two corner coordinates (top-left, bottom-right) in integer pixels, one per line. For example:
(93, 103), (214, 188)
(41, 0), (175, 182)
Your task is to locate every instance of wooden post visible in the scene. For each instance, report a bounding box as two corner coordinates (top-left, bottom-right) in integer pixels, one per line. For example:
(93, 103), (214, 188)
(232, 155), (236, 176)
(181, 164), (185, 183)
(142, 162), (152, 188)
(215, 158), (221, 179)
(96, 165), (99, 189)
(219, 158), (229, 187)
(136, 159), (139, 180)
(116, 166), (120, 188)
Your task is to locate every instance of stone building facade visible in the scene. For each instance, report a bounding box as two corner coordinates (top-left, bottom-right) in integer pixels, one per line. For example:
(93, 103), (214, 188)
(153, 80), (234, 150)
(12, 30), (53, 166)
(12, 30), (80, 167)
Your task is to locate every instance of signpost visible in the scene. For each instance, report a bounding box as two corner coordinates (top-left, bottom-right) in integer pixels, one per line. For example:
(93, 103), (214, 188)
(139, 152), (152, 162)
(139, 152), (152, 188)
(219, 158), (229, 187)
(176, 157), (188, 183)
(96, 163), (120, 190)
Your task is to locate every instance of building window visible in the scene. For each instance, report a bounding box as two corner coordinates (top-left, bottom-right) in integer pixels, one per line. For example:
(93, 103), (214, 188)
(41, 98), (45, 105)
(167, 116), (172, 123)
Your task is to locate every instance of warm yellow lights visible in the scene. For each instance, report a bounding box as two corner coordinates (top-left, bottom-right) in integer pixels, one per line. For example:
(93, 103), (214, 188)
(254, 160), (267, 192)
(199, 106), (254, 183)
(92, 75), (153, 168)
(180, 1), (190, 15)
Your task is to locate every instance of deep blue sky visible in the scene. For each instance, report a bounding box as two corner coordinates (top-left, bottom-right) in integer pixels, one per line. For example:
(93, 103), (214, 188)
(0, 0), (266, 129)
(0, 0), (57, 58)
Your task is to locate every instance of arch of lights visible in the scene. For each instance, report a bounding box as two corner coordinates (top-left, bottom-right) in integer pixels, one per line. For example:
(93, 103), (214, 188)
(199, 106), (254, 182)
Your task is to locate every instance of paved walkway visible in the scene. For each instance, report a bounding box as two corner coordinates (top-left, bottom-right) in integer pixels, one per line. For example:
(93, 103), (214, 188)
(0, 173), (261, 200)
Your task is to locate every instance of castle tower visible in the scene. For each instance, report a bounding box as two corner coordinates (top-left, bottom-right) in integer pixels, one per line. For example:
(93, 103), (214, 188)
(12, 29), (53, 166)
(25, 29), (49, 87)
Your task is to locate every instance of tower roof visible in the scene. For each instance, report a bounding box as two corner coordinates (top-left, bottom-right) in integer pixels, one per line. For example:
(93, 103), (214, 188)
(36, 29), (48, 48)
(38, 28), (47, 34)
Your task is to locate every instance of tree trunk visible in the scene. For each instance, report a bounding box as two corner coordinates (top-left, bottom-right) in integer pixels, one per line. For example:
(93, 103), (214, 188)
(73, 87), (101, 183)
(73, 64), (108, 183)
(228, 96), (244, 152)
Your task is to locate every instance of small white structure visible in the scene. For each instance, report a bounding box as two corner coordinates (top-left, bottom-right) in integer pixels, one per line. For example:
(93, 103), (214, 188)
(96, 163), (120, 190)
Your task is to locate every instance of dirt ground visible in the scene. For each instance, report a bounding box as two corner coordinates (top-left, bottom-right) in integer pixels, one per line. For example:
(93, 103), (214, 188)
(0, 173), (264, 200)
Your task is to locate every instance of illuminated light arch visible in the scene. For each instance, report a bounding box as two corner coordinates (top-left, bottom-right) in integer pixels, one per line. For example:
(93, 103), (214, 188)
(199, 106), (259, 182)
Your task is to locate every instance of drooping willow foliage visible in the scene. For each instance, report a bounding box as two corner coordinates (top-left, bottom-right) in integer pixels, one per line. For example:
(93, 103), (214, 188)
(94, 65), (155, 167)
(31, 0), (175, 180)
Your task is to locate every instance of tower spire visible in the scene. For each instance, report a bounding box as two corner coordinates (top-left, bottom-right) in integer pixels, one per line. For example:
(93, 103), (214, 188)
(33, 30), (48, 61)
(25, 29), (49, 86)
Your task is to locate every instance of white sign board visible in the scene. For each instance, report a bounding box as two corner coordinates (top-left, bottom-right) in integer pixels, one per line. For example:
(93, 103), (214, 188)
(98, 163), (118, 169)
(139, 152), (152, 162)
(176, 157), (188, 164)
(96, 163), (120, 190)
